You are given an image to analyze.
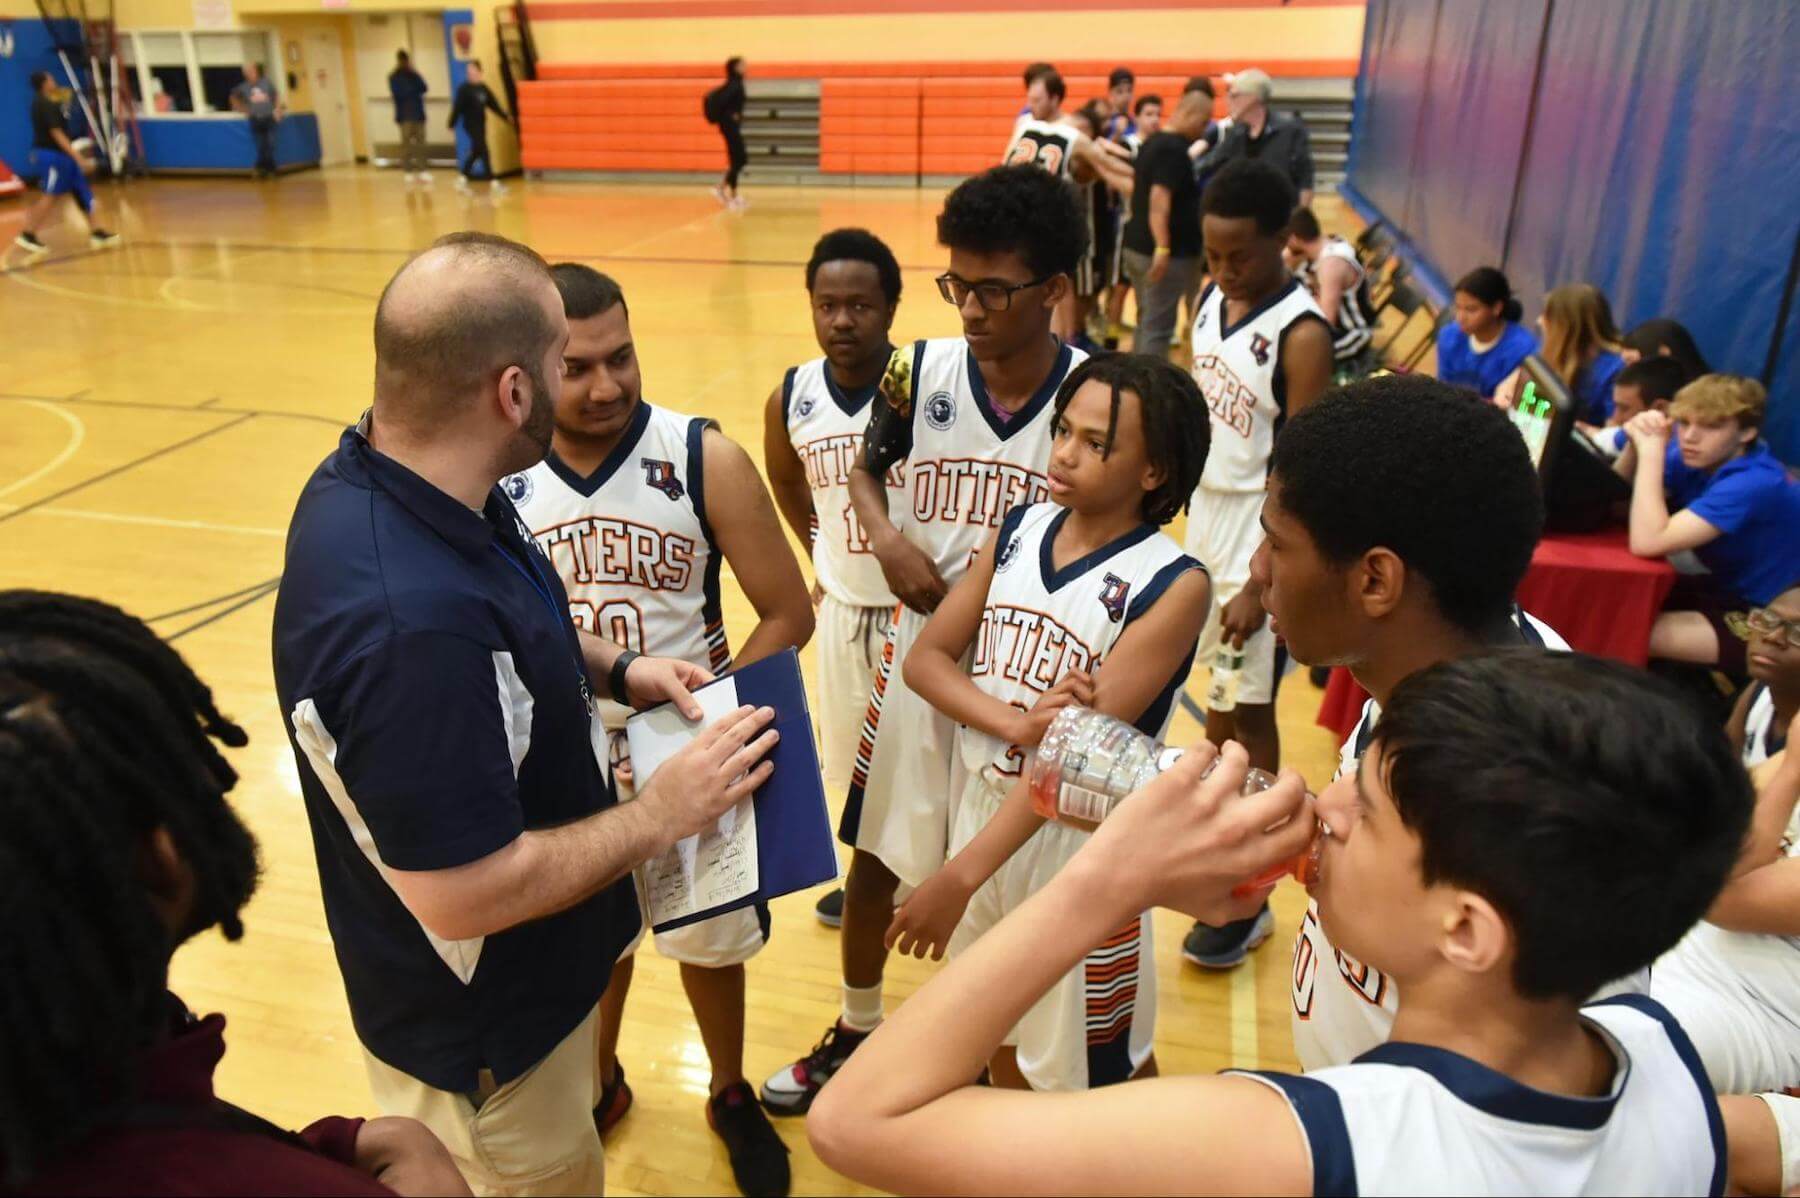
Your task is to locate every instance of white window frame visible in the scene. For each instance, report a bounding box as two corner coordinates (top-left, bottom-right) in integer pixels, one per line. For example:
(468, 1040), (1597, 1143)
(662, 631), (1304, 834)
(124, 27), (279, 120)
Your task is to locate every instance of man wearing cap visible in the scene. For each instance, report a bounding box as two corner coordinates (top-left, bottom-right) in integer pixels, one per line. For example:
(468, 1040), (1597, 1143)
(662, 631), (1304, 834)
(1198, 68), (1315, 208)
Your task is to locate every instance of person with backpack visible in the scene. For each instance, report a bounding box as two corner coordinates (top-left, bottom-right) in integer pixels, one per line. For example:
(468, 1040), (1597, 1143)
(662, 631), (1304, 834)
(706, 57), (748, 211)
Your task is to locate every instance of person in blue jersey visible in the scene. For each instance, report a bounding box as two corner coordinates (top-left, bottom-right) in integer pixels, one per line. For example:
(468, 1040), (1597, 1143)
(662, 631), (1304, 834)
(1535, 283), (1626, 423)
(1433, 267), (1535, 399)
(14, 71), (119, 254)
(1615, 374), (1800, 673)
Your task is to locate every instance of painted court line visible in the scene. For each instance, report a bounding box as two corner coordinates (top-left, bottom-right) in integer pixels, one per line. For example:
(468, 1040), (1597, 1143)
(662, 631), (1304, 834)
(0, 502), (287, 538)
(0, 401), (87, 501)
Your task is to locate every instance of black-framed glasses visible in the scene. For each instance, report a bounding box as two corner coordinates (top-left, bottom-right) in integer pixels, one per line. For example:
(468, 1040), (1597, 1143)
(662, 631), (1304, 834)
(936, 272), (1053, 312)
(1726, 607), (1800, 649)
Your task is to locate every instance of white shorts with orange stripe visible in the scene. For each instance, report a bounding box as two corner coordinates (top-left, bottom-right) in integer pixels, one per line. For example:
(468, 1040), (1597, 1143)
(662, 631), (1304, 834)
(946, 768), (1156, 1091)
(815, 594), (893, 796)
(837, 603), (962, 888)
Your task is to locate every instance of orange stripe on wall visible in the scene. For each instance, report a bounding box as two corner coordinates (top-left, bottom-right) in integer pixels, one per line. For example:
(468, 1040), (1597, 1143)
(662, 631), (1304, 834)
(529, 0), (1353, 17)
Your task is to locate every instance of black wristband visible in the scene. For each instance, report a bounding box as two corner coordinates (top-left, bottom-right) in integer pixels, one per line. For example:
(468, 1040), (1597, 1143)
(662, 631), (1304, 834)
(609, 650), (640, 706)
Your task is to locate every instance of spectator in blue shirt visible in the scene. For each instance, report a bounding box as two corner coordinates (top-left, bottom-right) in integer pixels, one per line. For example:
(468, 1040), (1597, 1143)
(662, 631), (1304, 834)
(389, 50), (430, 184)
(1616, 374), (1800, 673)
(273, 231), (780, 1196)
(1538, 282), (1626, 423)
(1623, 316), (1711, 381)
(1434, 266), (1536, 399)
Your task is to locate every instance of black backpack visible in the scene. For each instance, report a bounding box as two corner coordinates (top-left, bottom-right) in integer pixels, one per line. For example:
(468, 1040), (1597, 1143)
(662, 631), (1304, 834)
(702, 84), (728, 125)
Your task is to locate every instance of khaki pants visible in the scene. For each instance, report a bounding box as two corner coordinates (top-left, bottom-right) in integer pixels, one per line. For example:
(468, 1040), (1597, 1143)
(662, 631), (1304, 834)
(363, 1005), (604, 1196)
(398, 120), (427, 173)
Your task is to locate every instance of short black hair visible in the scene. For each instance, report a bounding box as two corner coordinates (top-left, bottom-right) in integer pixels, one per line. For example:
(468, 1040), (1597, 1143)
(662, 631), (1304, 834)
(396, 49), (409, 61)
(726, 56), (743, 77)
(1624, 318), (1712, 382)
(1288, 206), (1321, 241)
(1183, 74), (1215, 99)
(1134, 94), (1162, 116)
(1022, 61), (1055, 87)
(1375, 651), (1750, 1003)
(1269, 374), (1543, 633)
(1052, 353), (1210, 524)
(1108, 66), (1135, 89)
(807, 228), (902, 304)
(551, 262), (629, 320)
(30, 70), (52, 91)
(1073, 100), (1106, 138)
(1037, 69), (1066, 102)
(938, 163), (1088, 281)
(1454, 266), (1523, 323)
(1615, 356), (1687, 406)
(1201, 158), (1296, 237)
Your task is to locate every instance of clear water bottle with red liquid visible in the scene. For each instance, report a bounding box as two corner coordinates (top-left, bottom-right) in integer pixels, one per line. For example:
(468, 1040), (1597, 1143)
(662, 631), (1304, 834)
(1028, 705), (1322, 896)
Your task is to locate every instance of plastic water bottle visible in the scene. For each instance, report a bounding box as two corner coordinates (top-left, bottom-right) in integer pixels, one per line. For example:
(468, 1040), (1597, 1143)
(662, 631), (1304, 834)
(1026, 706), (1322, 892)
(1207, 646), (1244, 712)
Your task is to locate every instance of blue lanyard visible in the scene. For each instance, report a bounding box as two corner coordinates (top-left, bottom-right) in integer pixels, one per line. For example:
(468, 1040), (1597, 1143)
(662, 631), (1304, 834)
(492, 540), (562, 625)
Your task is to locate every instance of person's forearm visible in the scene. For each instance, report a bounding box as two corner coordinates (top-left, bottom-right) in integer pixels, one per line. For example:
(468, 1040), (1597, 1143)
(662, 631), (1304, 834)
(1149, 185), (1172, 249)
(766, 472), (816, 552)
(1708, 856), (1800, 936)
(848, 463), (900, 547)
(904, 644), (1025, 742)
(52, 129), (77, 155)
(940, 780), (1045, 893)
(1628, 447), (1673, 555)
(1733, 756), (1800, 880)
(735, 603), (814, 667)
(578, 629), (628, 698)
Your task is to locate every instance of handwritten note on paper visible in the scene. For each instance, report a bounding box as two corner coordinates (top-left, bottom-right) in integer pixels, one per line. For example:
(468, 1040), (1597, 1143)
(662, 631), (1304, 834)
(625, 675), (761, 928)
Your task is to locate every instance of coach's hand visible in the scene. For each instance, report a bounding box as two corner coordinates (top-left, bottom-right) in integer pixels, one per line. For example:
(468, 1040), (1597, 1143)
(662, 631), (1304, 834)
(624, 654), (713, 719)
(354, 1117), (472, 1197)
(874, 528), (949, 615)
(1218, 589), (1268, 651)
(635, 705), (778, 844)
(1076, 739), (1314, 927)
(1010, 669), (1095, 747)
(886, 869), (975, 961)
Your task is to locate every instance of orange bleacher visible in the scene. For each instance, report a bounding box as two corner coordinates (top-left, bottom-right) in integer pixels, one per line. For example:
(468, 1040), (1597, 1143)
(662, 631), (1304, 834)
(519, 60), (1278, 178)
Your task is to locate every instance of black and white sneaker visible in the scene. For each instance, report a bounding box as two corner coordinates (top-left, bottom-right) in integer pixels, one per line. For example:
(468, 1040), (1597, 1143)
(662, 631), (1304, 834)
(708, 1081), (791, 1197)
(14, 231), (48, 254)
(813, 887), (844, 928)
(759, 1021), (869, 1115)
(1181, 904), (1274, 969)
(89, 228), (121, 248)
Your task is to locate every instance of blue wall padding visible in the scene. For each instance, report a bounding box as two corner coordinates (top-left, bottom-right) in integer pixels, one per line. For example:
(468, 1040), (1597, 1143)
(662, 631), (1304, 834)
(137, 113), (321, 171)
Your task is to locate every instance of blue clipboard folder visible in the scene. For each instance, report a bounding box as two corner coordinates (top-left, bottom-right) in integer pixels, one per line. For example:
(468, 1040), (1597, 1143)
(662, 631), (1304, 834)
(624, 647), (839, 933)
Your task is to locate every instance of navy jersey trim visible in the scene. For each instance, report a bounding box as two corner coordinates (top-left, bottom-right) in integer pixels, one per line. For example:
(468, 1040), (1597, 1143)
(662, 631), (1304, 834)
(1269, 311), (1332, 459)
(780, 365), (798, 425)
(1353, 1040), (1625, 1131)
(1595, 994), (1728, 1196)
(1123, 555), (1206, 627)
(965, 338), (1073, 444)
(1123, 556), (1205, 735)
(1512, 604), (1547, 648)
(995, 502), (1031, 563)
(822, 345), (893, 419)
(687, 416), (732, 672)
(1233, 1072), (1358, 1197)
(1037, 507), (1160, 594)
(542, 400), (652, 498)
(1220, 276), (1303, 341)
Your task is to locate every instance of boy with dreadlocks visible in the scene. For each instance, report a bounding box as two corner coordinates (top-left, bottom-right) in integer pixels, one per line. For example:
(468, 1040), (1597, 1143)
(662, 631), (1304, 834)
(0, 590), (465, 1195)
(886, 354), (1212, 1091)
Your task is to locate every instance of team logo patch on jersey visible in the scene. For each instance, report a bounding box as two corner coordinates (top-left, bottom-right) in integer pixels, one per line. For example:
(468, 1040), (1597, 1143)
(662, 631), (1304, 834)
(795, 395), (816, 418)
(640, 458), (685, 501)
(1098, 573), (1130, 623)
(501, 471), (533, 505)
(924, 391), (957, 431)
(995, 532), (1021, 572)
(1250, 332), (1272, 366)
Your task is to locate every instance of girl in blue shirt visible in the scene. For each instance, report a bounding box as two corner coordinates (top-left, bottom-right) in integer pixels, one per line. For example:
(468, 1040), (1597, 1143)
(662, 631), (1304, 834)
(1540, 283), (1626, 424)
(1433, 267), (1536, 399)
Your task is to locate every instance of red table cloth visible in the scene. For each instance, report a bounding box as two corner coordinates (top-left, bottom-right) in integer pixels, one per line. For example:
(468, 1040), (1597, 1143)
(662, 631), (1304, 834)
(1317, 528), (1677, 739)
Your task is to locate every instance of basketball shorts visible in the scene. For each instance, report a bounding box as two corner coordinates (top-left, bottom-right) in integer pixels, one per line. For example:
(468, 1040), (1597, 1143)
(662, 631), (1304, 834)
(816, 593), (893, 796)
(837, 603), (961, 888)
(30, 148), (93, 209)
(946, 767), (1155, 1091)
(609, 733), (769, 968)
(1651, 922), (1800, 1094)
(1757, 1093), (1800, 1193)
(1188, 486), (1282, 706)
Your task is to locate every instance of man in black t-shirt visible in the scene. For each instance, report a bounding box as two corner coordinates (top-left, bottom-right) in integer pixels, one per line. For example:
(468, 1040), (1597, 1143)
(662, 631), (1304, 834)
(448, 60), (510, 196)
(1119, 88), (1208, 358)
(15, 70), (119, 254)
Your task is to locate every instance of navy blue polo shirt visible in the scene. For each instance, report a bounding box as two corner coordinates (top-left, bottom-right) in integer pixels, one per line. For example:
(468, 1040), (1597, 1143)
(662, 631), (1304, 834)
(272, 420), (640, 1093)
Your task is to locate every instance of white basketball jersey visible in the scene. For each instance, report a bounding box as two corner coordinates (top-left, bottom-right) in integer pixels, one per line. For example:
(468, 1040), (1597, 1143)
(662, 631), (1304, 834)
(1289, 611), (1659, 1072)
(1004, 117), (1083, 179)
(1239, 996), (1724, 1196)
(1744, 683), (1782, 770)
(895, 337), (1085, 585)
(958, 502), (1205, 778)
(783, 357), (903, 609)
(1189, 278), (1325, 493)
(505, 402), (729, 730)
(1296, 236), (1373, 360)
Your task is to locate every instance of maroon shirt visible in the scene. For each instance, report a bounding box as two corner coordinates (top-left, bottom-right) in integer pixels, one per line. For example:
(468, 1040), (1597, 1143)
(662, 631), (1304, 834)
(10, 998), (394, 1197)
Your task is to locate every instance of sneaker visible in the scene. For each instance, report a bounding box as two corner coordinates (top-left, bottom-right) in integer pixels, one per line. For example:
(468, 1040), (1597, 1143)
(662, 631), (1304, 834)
(1181, 904), (1274, 970)
(708, 1081), (791, 1197)
(712, 183), (730, 205)
(420, 172), (435, 186)
(759, 1021), (870, 1115)
(490, 179), (508, 196)
(729, 195), (749, 213)
(454, 176), (472, 195)
(14, 231), (49, 254)
(813, 887), (844, 928)
(593, 1061), (633, 1138)
(89, 228), (120, 247)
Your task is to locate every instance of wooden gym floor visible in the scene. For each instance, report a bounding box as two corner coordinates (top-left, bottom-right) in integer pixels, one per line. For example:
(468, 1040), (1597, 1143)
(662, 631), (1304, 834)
(0, 170), (1340, 1196)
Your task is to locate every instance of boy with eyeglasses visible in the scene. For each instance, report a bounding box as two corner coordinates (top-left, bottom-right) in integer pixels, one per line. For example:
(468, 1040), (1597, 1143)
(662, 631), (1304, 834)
(761, 163), (1090, 1116)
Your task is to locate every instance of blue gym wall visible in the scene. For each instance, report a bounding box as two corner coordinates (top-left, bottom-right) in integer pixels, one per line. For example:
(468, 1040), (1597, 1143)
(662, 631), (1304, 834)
(0, 18), (84, 177)
(1344, 0), (1800, 464)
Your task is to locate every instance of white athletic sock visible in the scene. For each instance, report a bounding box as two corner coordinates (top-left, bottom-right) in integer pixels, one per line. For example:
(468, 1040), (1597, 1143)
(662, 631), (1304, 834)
(840, 983), (883, 1033)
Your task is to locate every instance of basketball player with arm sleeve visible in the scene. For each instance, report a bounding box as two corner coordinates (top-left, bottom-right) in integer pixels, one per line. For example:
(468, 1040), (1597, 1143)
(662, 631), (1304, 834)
(760, 164), (1090, 1116)
(810, 651), (1746, 1198)
(505, 265), (811, 1198)
(761, 229), (906, 810)
(887, 355), (1213, 1092)
(1180, 158), (1332, 970)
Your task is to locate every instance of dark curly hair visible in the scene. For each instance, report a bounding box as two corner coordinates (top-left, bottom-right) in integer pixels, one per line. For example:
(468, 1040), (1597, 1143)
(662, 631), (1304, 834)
(1375, 650), (1750, 1002)
(1269, 373), (1543, 633)
(1202, 158), (1297, 237)
(1052, 353), (1210, 525)
(937, 163), (1089, 281)
(806, 227), (903, 305)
